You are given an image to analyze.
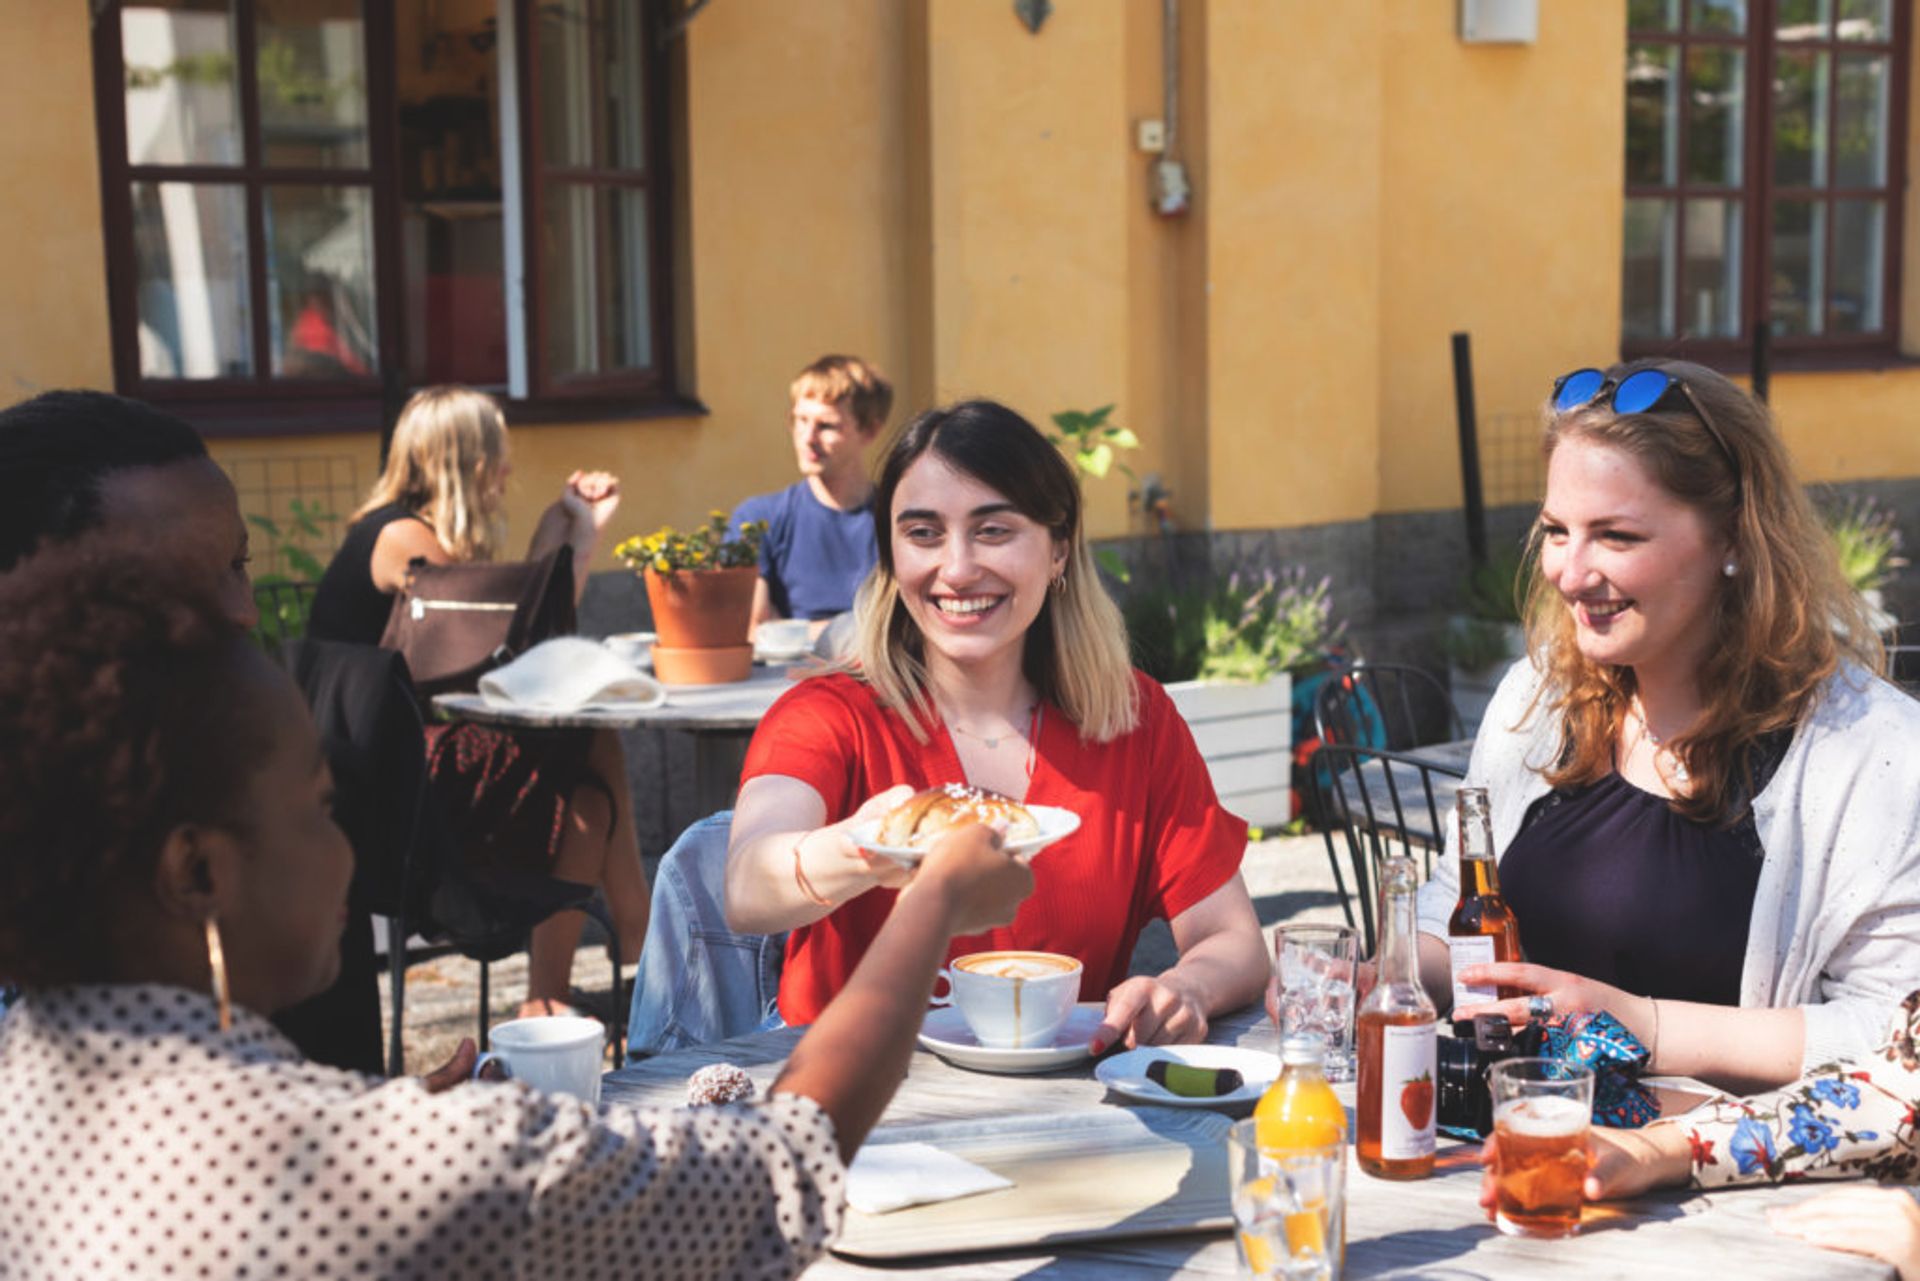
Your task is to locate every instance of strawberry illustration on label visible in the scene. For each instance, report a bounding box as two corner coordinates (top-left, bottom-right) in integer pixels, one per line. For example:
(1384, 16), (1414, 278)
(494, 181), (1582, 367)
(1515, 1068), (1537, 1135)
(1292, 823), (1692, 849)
(1399, 1071), (1434, 1130)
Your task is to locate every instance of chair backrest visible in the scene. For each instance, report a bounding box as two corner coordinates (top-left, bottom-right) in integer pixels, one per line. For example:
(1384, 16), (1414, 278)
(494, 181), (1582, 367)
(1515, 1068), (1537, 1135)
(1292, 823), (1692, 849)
(627, 811), (788, 1058)
(1314, 661), (1465, 753)
(1311, 742), (1466, 952)
(1890, 622), (1920, 698)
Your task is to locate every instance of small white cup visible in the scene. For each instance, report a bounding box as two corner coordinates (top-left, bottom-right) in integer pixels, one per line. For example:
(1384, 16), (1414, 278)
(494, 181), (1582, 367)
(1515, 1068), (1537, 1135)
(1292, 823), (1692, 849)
(473, 1016), (605, 1104)
(602, 631), (655, 669)
(757, 618), (812, 654)
(931, 950), (1083, 1049)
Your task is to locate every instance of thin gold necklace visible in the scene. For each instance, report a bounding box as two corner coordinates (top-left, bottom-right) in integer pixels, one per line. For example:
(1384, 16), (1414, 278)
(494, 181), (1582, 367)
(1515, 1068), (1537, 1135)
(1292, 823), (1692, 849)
(1629, 699), (1690, 786)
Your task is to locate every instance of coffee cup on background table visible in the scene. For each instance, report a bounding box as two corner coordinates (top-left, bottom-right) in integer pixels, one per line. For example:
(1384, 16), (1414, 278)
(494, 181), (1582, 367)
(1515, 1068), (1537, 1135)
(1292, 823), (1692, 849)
(931, 950), (1082, 1049)
(473, 1016), (605, 1104)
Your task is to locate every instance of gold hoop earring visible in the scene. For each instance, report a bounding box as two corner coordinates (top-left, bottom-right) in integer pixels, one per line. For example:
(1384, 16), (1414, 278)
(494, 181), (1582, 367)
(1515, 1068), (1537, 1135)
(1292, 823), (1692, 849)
(204, 918), (231, 1032)
(1050, 574), (1066, 595)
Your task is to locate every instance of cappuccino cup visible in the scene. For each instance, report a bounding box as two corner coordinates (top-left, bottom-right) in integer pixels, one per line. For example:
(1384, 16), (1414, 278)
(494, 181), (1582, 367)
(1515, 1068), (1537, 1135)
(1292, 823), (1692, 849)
(931, 950), (1082, 1049)
(473, 1015), (605, 1104)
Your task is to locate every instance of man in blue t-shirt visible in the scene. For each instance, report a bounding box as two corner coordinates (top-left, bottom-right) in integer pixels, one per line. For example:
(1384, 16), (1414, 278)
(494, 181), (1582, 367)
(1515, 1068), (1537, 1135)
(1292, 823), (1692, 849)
(731, 354), (892, 642)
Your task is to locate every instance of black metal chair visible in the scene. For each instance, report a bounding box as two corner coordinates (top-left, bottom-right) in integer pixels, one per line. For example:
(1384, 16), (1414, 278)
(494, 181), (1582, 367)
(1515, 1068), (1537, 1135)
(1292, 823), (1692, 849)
(1889, 622), (1920, 698)
(1309, 742), (1467, 953)
(1313, 660), (1465, 753)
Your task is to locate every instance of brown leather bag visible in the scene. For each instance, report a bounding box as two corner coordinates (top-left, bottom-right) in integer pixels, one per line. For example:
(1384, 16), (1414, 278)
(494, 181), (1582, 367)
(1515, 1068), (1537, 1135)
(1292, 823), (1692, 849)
(378, 546), (576, 697)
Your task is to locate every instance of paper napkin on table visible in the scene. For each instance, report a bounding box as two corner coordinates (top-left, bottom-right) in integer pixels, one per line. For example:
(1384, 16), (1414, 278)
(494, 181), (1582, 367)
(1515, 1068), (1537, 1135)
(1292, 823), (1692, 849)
(845, 1143), (1013, 1215)
(478, 637), (666, 711)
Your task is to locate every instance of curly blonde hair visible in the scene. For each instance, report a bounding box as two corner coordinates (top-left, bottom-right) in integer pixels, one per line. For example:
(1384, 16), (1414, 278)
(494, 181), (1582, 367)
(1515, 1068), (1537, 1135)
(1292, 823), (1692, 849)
(352, 386), (508, 561)
(1525, 359), (1882, 824)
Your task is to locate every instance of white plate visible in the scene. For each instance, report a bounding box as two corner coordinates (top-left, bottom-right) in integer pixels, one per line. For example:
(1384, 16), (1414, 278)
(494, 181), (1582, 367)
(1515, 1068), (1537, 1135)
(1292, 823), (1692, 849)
(1095, 1044), (1278, 1108)
(850, 804), (1081, 866)
(917, 1004), (1105, 1074)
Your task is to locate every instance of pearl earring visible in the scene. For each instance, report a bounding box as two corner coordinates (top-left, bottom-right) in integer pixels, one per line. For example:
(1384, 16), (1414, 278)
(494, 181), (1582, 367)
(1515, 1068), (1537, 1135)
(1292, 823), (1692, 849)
(1723, 561), (1737, 578)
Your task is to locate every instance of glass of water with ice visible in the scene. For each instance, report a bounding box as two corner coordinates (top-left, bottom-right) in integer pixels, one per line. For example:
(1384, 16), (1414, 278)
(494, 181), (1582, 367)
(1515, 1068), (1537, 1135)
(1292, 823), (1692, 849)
(1268, 924), (1360, 1083)
(1226, 1122), (1346, 1280)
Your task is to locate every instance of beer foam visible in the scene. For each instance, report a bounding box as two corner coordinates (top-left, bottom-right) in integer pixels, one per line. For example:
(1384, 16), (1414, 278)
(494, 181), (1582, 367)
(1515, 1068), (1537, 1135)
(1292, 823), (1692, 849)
(1495, 1095), (1589, 1137)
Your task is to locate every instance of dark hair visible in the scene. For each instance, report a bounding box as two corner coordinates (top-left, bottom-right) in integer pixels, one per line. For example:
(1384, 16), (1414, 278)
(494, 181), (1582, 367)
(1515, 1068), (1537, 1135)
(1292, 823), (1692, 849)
(856, 399), (1139, 740)
(0, 390), (209, 572)
(0, 543), (272, 985)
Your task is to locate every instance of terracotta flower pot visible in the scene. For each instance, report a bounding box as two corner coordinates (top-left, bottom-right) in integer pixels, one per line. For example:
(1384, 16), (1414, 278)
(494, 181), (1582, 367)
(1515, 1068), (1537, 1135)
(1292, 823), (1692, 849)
(651, 643), (755, 686)
(643, 565), (757, 649)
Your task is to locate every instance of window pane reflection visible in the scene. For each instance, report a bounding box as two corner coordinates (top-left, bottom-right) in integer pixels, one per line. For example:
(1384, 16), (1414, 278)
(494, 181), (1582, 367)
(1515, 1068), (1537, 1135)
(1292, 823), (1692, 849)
(538, 0), (648, 171)
(1685, 47), (1744, 185)
(541, 185), (652, 377)
(1629, 0), (1681, 30)
(1690, 0), (1746, 34)
(131, 181), (252, 378)
(1833, 54), (1889, 187)
(1831, 200), (1885, 333)
(1627, 44), (1680, 186)
(1836, 0), (1891, 40)
(1773, 49), (1831, 187)
(257, 0), (368, 168)
(1682, 198), (1742, 336)
(1769, 200), (1826, 335)
(1777, 0), (1831, 37)
(1623, 198), (1677, 339)
(266, 185), (377, 378)
(122, 1), (241, 167)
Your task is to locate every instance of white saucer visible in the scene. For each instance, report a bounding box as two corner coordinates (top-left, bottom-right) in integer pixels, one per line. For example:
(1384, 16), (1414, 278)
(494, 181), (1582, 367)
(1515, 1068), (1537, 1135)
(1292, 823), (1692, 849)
(851, 804), (1081, 866)
(917, 1004), (1105, 1074)
(753, 644), (815, 665)
(1095, 1044), (1278, 1108)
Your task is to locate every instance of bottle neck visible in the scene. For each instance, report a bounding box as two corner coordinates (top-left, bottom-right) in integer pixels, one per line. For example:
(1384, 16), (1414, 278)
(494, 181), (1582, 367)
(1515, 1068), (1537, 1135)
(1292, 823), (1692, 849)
(1456, 851), (1502, 898)
(1378, 875), (1421, 987)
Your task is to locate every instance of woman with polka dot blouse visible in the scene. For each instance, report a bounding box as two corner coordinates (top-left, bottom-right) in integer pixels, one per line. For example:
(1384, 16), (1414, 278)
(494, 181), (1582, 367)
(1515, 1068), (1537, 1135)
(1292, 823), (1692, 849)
(0, 543), (1032, 1280)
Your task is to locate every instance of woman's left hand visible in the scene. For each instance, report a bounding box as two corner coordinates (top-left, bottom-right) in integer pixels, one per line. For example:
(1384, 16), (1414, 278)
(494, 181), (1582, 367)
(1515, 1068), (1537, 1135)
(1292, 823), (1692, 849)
(1768, 1186), (1920, 1281)
(1090, 974), (1208, 1055)
(1453, 961), (1626, 1027)
(563, 470), (621, 532)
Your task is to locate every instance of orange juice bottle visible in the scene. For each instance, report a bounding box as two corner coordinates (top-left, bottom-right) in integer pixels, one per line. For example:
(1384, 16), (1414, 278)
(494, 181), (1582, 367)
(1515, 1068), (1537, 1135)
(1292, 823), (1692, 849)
(1254, 1032), (1349, 1149)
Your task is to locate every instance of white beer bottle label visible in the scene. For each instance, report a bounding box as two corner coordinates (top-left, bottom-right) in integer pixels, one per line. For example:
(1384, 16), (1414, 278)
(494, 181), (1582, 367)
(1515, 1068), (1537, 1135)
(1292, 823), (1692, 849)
(1379, 1021), (1437, 1160)
(1447, 935), (1497, 1013)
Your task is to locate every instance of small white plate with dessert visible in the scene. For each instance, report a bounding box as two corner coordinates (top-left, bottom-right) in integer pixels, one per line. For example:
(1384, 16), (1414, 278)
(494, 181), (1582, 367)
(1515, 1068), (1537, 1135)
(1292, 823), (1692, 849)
(849, 784), (1081, 865)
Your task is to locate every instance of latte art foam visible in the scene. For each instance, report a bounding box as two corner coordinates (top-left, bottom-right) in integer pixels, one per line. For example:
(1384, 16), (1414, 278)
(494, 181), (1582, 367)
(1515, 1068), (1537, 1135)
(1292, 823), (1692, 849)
(957, 953), (1076, 980)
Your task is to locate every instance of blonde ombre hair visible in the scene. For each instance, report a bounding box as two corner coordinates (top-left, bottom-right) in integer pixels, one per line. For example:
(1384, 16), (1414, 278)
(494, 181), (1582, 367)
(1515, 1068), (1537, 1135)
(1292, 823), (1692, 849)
(1525, 358), (1883, 824)
(851, 400), (1139, 742)
(352, 386), (508, 561)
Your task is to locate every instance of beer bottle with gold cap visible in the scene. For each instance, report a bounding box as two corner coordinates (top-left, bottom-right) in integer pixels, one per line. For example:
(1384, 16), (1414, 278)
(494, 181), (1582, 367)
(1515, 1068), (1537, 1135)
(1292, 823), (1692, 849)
(1446, 786), (1522, 1011)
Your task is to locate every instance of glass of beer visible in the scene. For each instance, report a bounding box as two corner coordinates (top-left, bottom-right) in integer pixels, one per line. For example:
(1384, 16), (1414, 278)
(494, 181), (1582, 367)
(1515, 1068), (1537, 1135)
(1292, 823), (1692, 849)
(1488, 1058), (1594, 1238)
(1225, 1122), (1346, 1280)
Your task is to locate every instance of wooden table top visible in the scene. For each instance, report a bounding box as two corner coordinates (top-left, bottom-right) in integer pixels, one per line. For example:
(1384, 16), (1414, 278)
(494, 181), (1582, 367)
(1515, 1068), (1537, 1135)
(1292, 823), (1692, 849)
(602, 1005), (1889, 1279)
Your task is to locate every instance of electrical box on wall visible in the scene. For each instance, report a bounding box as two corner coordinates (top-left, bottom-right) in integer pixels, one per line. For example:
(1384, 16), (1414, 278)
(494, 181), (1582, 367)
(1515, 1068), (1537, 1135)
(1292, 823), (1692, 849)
(1460, 0), (1538, 44)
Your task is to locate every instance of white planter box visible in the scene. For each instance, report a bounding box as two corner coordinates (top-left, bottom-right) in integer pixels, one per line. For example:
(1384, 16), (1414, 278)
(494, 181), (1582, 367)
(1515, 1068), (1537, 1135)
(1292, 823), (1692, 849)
(1165, 674), (1293, 829)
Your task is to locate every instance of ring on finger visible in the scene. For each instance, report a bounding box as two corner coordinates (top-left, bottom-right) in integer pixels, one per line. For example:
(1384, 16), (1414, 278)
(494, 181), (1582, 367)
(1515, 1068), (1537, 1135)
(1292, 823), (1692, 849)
(1525, 994), (1554, 1021)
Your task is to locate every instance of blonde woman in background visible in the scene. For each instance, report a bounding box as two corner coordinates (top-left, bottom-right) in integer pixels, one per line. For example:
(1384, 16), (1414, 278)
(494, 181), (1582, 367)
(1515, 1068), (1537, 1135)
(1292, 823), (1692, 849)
(308, 386), (649, 1018)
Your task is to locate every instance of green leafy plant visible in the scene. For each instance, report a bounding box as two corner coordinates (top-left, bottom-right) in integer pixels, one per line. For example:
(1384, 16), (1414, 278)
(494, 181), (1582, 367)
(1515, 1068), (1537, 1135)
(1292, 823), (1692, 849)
(247, 497), (336, 584)
(1436, 616), (1517, 673)
(1049, 404), (1140, 583)
(1458, 545), (1527, 624)
(1824, 496), (1907, 595)
(1123, 569), (1344, 685)
(614, 511), (766, 574)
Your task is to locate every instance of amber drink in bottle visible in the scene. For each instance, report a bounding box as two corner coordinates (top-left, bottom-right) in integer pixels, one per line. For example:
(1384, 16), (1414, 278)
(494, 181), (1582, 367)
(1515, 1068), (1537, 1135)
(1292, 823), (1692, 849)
(1446, 787), (1522, 1011)
(1356, 856), (1437, 1179)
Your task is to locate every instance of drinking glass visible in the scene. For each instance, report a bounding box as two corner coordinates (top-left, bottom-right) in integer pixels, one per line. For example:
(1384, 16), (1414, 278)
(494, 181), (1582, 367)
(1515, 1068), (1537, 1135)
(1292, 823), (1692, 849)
(1225, 1122), (1345, 1281)
(1269, 924), (1360, 1083)
(1488, 1058), (1595, 1239)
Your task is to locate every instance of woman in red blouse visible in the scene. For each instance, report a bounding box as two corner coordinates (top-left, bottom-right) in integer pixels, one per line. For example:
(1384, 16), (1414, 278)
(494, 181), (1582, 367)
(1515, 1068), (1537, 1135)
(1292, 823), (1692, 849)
(724, 399), (1268, 1050)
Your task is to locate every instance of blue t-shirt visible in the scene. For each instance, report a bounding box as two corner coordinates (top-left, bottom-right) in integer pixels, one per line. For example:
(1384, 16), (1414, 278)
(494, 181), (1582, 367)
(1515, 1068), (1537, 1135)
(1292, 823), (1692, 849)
(731, 481), (877, 620)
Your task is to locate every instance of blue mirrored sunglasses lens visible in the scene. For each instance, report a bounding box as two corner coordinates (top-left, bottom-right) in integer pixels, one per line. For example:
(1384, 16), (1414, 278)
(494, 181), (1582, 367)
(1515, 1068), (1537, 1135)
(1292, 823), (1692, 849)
(1614, 370), (1671, 415)
(1553, 369), (1605, 411)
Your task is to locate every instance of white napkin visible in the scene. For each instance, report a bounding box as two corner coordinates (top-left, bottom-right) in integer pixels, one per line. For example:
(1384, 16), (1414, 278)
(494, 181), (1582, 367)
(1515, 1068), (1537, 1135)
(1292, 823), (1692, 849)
(845, 1142), (1013, 1215)
(478, 637), (666, 711)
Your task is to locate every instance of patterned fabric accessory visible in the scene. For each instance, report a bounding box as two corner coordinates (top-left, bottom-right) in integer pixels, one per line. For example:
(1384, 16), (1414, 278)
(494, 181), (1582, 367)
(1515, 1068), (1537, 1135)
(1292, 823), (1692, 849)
(1539, 1009), (1661, 1128)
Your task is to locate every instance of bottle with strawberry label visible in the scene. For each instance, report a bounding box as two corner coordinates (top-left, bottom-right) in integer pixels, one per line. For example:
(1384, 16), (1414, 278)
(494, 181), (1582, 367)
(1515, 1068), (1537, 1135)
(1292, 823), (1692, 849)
(1356, 855), (1437, 1179)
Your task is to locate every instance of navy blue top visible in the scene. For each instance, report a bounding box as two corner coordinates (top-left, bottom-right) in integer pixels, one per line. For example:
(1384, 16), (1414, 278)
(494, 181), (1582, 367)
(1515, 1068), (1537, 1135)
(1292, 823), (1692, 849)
(731, 481), (877, 621)
(1500, 772), (1764, 1006)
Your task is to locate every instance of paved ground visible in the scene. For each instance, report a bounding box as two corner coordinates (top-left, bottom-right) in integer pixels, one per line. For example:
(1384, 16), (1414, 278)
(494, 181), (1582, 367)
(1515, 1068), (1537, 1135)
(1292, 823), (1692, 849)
(380, 831), (1352, 1076)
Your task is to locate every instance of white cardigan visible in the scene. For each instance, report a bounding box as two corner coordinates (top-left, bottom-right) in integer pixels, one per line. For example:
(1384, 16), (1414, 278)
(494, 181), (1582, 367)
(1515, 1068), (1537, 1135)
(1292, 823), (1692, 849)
(1416, 658), (1920, 1072)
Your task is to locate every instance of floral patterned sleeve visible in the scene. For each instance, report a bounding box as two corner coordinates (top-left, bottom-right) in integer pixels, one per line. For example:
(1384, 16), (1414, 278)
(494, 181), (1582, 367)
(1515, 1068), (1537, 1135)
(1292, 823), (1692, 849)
(1682, 990), (1920, 1189)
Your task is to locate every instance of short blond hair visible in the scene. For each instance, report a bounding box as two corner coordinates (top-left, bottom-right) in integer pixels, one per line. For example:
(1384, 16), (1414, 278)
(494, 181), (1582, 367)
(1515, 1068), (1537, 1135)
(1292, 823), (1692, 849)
(353, 386), (508, 562)
(789, 354), (892, 434)
(851, 400), (1139, 743)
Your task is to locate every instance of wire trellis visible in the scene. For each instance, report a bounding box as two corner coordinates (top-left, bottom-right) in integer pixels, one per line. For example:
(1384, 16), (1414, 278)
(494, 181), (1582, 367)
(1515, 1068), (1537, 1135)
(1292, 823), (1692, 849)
(224, 455), (360, 582)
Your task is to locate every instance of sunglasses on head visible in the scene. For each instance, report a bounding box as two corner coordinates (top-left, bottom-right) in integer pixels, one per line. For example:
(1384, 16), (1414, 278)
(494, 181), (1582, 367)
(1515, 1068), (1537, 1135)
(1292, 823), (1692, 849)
(1550, 367), (1738, 473)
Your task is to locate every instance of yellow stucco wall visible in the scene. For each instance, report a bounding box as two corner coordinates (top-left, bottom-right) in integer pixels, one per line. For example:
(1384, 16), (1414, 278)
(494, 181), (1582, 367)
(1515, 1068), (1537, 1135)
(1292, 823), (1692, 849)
(6, 0), (1918, 561)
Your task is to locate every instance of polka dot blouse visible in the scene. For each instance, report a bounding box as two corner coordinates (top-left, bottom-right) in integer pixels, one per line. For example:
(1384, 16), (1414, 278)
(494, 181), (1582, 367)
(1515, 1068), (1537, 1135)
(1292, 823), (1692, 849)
(0, 985), (846, 1279)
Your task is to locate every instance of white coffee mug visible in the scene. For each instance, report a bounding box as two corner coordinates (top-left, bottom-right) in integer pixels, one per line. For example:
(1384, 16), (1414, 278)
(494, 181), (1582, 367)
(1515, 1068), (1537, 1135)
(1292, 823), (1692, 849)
(930, 950), (1083, 1049)
(757, 618), (812, 654)
(473, 1016), (605, 1104)
(602, 631), (655, 669)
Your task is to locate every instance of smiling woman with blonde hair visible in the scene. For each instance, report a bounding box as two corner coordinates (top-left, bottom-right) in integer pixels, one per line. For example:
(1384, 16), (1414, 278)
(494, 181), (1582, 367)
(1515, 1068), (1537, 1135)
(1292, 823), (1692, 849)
(1416, 359), (1920, 1095)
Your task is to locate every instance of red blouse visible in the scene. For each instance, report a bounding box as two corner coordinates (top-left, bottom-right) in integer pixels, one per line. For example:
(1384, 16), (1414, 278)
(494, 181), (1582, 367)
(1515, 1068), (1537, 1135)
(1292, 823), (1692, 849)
(742, 671), (1249, 1026)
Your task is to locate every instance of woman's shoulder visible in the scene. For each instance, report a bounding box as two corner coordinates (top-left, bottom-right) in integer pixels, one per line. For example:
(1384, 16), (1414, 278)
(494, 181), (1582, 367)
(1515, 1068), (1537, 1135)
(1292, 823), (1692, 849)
(1801, 662), (1920, 758)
